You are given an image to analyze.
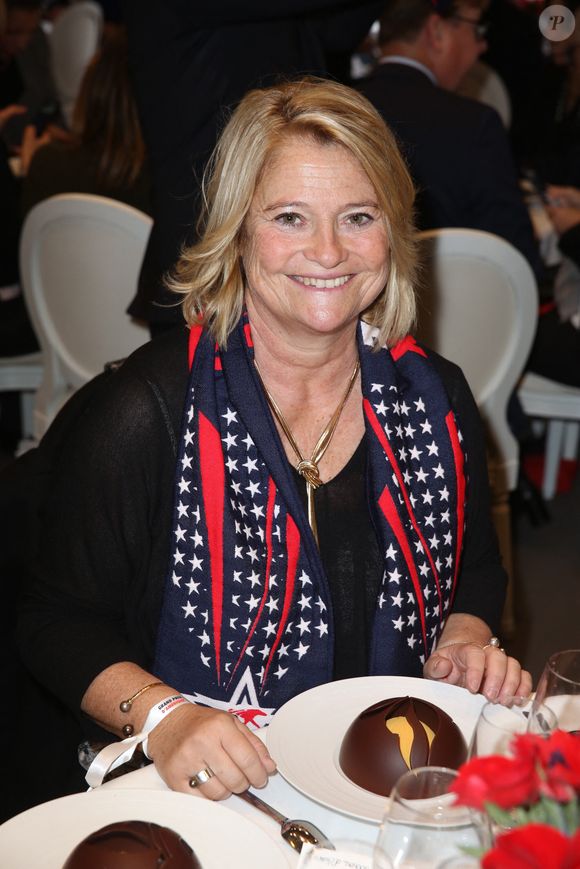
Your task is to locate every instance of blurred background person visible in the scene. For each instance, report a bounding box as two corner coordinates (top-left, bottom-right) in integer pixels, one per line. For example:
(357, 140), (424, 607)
(21, 29), (150, 217)
(0, 0), (59, 149)
(0, 0), (38, 452)
(526, 184), (580, 388)
(357, 0), (540, 276)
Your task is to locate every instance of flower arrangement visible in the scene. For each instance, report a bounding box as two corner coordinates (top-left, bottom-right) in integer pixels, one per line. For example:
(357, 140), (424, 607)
(450, 730), (580, 868)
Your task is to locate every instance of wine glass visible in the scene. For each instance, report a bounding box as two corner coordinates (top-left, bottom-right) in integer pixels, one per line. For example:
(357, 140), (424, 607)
(532, 650), (580, 733)
(468, 697), (558, 758)
(376, 767), (490, 869)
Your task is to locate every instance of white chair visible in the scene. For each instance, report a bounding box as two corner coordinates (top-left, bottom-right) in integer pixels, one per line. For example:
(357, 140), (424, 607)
(0, 353), (43, 440)
(48, 1), (103, 127)
(416, 228), (538, 491)
(518, 374), (580, 500)
(416, 228), (538, 634)
(458, 61), (512, 129)
(19, 194), (152, 439)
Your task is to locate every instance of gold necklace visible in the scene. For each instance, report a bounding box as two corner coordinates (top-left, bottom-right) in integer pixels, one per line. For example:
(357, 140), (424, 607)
(255, 359), (360, 546)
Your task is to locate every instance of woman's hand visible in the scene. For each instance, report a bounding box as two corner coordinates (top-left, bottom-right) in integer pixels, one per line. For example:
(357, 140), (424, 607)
(546, 185), (580, 209)
(146, 701), (277, 799)
(546, 202), (580, 235)
(423, 642), (532, 704)
(18, 123), (52, 175)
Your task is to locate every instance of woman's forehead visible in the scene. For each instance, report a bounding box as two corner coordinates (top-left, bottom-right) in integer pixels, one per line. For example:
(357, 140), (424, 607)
(254, 135), (375, 199)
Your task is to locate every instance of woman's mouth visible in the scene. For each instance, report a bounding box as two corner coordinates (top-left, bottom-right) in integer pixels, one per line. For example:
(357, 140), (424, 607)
(291, 274), (352, 288)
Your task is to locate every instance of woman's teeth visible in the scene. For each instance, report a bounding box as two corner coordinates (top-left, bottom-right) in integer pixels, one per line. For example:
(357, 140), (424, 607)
(294, 275), (350, 288)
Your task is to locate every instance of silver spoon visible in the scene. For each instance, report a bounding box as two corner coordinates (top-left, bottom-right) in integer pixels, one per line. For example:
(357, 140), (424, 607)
(235, 788), (335, 853)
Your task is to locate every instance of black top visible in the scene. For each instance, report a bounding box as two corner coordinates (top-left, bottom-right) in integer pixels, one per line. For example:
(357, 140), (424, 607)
(292, 438), (381, 681)
(17, 327), (506, 724)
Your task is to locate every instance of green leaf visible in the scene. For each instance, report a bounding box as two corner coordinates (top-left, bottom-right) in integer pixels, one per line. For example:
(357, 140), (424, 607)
(528, 803), (547, 824)
(485, 804), (525, 830)
(460, 846), (485, 858)
(540, 797), (567, 832)
(563, 799), (580, 835)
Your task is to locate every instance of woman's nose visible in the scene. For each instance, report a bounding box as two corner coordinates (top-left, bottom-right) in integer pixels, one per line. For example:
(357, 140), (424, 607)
(304, 224), (346, 269)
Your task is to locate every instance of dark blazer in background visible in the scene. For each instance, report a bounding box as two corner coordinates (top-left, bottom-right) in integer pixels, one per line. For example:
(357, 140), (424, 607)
(358, 62), (540, 275)
(121, 0), (384, 328)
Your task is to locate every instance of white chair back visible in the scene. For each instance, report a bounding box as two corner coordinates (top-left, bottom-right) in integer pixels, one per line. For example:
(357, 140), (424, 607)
(416, 229), (538, 491)
(49, 1), (103, 127)
(458, 61), (512, 129)
(19, 194), (152, 438)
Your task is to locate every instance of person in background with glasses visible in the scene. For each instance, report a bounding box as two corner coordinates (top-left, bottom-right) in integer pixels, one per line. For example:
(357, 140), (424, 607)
(357, 0), (540, 277)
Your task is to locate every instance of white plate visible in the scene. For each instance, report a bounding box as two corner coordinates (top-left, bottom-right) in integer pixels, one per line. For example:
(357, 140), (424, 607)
(0, 788), (292, 868)
(266, 676), (485, 823)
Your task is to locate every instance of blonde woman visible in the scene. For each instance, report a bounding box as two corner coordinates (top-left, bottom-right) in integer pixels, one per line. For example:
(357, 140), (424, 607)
(19, 78), (531, 801)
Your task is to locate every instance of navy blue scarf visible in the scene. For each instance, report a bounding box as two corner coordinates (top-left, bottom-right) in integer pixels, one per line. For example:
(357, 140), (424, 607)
(153, 315), (466, 728)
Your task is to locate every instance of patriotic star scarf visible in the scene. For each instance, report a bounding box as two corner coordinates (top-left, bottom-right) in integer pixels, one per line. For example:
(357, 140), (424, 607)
(153, 314), (466, 728)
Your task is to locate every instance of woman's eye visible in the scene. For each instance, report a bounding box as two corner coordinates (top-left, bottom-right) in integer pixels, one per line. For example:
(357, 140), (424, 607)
(274, 212), (302, 227)
(347, 212), (373, 226)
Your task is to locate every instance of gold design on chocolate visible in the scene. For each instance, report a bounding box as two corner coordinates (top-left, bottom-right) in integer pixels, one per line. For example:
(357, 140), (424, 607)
(386, 715), (415, 769)
(386, 715), (436, 769)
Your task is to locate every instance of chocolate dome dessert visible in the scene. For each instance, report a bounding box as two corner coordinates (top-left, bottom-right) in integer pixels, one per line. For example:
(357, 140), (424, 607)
(339, 695), (467, 797)
(62, 821), (201, 868)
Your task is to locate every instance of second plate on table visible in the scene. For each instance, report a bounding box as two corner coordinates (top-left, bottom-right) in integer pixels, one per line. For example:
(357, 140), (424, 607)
(0, 788), (292, 869)
(266, 675), (485, 823)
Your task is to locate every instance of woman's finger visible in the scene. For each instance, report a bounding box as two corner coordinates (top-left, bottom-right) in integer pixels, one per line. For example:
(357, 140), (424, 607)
(231, 715), (277, 774)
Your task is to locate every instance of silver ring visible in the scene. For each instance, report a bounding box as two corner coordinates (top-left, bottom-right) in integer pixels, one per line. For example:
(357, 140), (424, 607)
(483, 636), (505, 653)
(189, 766), (214, 788)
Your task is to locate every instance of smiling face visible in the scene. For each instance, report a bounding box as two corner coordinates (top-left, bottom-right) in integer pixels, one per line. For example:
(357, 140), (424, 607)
(241, 135), (390, 346)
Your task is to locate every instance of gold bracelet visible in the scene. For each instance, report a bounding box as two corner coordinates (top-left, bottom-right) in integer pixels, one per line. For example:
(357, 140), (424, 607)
(119, 681), (164, 714)
(119, 681), (164, 738)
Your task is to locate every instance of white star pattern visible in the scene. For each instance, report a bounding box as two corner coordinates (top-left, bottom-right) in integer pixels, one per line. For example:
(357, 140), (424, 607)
(163, 339), (465, 710)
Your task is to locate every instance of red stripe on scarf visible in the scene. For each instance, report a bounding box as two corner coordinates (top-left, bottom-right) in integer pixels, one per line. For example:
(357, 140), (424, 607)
(229, 478), (277, 686)
(377, 485), (428, 654)
(364, 399), (443, 616)
(198, 411), (225, 683)
(188, 324), (203, 369)
(244, 323), (254, 347)
(263, 513), (299, 685)
(391, 335), (427, 361)
(445, 411), (465, 604)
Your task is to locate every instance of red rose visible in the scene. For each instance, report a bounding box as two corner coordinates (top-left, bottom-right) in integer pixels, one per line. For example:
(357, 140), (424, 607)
(539, 731), (580, 792)
(482, 826), (580, 869)
(451, 754), (539, 810)
(511, 733), (543, 765)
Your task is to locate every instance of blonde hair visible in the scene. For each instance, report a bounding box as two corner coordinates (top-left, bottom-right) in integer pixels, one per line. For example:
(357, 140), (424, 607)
(169, 77), (418, 348)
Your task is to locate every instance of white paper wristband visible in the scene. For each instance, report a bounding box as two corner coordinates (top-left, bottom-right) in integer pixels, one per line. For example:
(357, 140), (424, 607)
(85, 693), (188, 788)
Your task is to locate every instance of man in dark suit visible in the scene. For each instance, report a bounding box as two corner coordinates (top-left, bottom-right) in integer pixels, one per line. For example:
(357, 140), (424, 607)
(121, 1), (385, 333)
(358, 0), (539, 273)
